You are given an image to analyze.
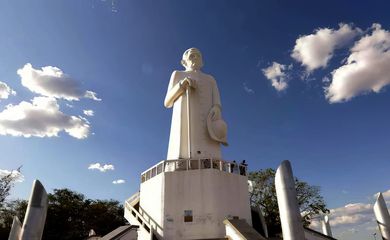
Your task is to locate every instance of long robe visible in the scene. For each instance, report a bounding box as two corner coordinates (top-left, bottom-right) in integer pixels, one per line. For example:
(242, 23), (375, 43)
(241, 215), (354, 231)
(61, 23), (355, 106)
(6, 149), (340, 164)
(164, 70), (222, 160)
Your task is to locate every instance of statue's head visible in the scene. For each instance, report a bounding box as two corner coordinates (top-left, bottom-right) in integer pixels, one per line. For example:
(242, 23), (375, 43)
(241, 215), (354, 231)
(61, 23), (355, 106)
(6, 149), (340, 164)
(181, 48), (203, 71)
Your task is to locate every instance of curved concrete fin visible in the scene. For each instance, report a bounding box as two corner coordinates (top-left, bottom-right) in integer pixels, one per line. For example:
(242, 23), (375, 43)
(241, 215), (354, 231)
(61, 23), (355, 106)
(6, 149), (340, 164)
(21, 179), (48, 240)
(321, 215), (333, 237)
(8, 216), (22, 240)
(374, 192), (390, 240)
(275, 160), (305, 240)
(30, 180), (47, 207)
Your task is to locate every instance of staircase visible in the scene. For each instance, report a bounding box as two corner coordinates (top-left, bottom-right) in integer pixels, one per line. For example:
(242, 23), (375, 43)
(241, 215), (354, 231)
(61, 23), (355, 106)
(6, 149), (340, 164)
(124, 193), (263, 240)
(124, 192), (162, 240)
(223, 219), (267, 240)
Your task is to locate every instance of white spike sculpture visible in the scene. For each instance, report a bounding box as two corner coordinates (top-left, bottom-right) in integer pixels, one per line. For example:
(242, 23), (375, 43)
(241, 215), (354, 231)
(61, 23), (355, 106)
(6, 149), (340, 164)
(321, 215), (333, 237)
(8, 216), (22, 240)
(275, 160), (305, 240)
(21, 180), (48, 240)
(9, 180), (48, 240)
(374, 192), (390, 240)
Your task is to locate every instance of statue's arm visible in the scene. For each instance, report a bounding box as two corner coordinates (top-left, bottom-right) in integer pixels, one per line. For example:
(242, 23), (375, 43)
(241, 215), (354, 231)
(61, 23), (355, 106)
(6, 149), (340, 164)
(209, 77), (228, 145)
(212, 78), (222, 109)
(164, 71), (186, 108)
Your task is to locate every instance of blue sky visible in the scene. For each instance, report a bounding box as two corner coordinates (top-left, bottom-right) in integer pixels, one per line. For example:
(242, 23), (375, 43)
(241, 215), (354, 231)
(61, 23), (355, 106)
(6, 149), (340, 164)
(0, 1), (389, 239)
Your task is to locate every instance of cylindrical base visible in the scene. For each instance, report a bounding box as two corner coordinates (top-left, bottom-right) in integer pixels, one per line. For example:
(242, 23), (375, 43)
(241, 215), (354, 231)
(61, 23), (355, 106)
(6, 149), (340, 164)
(139, 168), (252, 239)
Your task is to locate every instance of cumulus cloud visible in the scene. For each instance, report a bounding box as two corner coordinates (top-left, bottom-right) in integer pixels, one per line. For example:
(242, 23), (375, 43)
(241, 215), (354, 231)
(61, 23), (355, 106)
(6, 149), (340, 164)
(17, 63), (101, 101)
(0, 169), (24, 182)
(310, 188), (390, 234)
(262, 62), (290, 91)
(310, 202), (374, 230)
(112, 179), (125, 184)
(0, 81), (16, 99)
(330, 203), (374, 227)
(326, 24), (390, 103)
(0, 97), (89, 139)
(83, 110), (94, 117)
(292, 23), (361, 71)
(88, 163), (114, 172)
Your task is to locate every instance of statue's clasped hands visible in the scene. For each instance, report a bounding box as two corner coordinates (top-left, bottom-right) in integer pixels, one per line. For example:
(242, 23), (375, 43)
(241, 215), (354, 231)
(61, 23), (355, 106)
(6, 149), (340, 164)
(180, 77), (197, 89)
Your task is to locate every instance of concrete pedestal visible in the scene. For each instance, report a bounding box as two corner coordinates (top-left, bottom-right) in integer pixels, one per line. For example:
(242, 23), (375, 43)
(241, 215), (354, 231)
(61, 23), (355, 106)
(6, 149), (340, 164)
(136, 166), (251, 240)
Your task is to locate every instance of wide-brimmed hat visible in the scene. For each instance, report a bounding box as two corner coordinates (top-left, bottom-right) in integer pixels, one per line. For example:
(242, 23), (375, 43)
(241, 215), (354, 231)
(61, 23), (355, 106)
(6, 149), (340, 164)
(207, 105), (228, 146)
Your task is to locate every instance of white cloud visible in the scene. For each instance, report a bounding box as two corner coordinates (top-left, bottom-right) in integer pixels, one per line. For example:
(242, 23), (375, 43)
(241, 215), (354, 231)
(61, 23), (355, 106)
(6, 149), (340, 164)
(326, 24), (390, 103)
(112, 179), (125, 184)
(310, 188), (390, 238)
(0, 97), (89, 139)
(0, 81), (16, 99)
(0, 169), (24, 182)
(83, 110), (94, 117)
(88, 163), (114, 172)
(262, 62), (290, 91)
(310, 202), (374, 231)
(78, 115), (90, 125)
(17, 63), (101, 101)
(330, 203), (374, 227)
(292, 23), (361, 71)
(243, 83), (254, 94)
(84, 91), (101, 101)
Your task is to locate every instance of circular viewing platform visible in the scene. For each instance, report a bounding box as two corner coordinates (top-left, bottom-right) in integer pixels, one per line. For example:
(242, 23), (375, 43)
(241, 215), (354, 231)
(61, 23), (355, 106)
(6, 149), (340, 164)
(141, 159), (248, 183)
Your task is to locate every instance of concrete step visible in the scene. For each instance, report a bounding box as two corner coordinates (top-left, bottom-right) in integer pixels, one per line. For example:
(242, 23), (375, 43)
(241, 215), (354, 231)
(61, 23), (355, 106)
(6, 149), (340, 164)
(224, 219), (267, 240)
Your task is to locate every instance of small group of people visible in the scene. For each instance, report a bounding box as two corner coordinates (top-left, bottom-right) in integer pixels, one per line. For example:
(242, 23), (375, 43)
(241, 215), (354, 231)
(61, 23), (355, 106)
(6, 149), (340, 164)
(230, 160), (247, 175)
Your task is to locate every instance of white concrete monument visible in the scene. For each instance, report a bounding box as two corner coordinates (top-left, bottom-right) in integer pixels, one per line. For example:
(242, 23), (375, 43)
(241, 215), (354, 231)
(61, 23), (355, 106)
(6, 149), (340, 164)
(321, 215), (332, 237)
(124, 48), (251, 240)
(374, 192), (390, 240)
(275, 160), (305, 240)
(8, 217), (22, 240)
(8, 179), (48, 240)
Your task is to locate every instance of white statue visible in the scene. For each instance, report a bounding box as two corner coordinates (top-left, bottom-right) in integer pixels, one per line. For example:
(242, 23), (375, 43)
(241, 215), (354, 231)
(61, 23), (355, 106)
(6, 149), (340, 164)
(164, 48), (227, 160)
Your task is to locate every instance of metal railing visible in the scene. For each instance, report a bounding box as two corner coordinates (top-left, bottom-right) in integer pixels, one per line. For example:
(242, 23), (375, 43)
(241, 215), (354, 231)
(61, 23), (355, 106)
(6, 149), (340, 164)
(141, 159), (248, 183)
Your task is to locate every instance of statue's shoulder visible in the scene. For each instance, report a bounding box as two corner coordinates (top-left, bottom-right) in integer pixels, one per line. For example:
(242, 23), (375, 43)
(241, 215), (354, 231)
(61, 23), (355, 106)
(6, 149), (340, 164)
(201, 72), (217, 83)
(171, 70), (180, 75)
(171, 70), (186, 78)
(169, 70), (185, 82)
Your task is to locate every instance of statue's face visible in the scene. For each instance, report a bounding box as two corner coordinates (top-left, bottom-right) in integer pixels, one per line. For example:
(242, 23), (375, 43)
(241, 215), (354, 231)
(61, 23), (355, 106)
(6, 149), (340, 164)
(183, 50), (203, 71)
